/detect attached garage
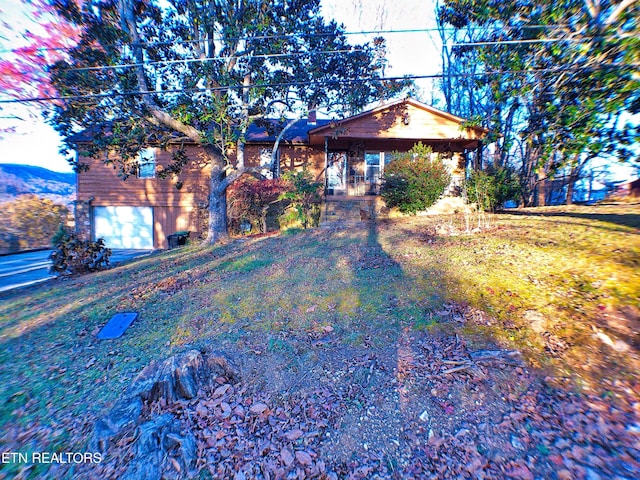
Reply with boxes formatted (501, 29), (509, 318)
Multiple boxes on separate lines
(93, 206), (154, 249)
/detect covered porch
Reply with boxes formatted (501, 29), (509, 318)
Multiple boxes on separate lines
(318, 138), (480, 197)
(307, 98), (487, 198)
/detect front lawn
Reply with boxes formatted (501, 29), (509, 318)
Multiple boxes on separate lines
(1, 203), (638, 478)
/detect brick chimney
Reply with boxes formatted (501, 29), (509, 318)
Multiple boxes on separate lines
(307, 106), (317, 126)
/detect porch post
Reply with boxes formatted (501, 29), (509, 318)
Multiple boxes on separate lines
(475, 141), (483, 170)
(324, 136), (329, 195)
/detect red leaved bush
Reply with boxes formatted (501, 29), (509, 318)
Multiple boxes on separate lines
(227, 176), (290, 234)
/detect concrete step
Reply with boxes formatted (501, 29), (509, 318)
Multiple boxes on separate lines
(322, 197), (387, 223)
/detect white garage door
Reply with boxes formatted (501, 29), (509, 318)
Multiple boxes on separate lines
(93, 206), (154, 249)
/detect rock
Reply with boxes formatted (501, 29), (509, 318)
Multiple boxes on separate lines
(92, 396), (143, 451)
(129, 350), (236, 403)
(121, 414), (197, 480)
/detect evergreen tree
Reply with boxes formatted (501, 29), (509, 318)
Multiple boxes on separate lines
(44, 0), (408, 242)
(438, 0), (639, 205)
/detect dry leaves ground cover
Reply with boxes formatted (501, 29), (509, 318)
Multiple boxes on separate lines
(0, 204), (638, 479)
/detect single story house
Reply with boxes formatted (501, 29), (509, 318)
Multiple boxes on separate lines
(74, 97), (487, 249)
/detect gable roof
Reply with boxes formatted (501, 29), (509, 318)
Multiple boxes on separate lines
(308, 97), (488, 138)
(70, 98), (487, 148)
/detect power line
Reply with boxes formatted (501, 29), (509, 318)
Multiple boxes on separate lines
(1, 63), (636, 105)
(10, 34), (631, 77)
(449, 34), (636, 48)
(54, 48), (371, 74)
(0, 24), (626, 56)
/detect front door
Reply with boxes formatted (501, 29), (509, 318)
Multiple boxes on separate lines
(327, 151), (348, 195)
(365, 152), (381, 194)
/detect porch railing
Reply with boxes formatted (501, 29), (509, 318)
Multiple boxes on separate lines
(346, 175), (380, 196)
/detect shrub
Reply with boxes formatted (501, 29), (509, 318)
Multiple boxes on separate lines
(50, 232), (111, 275)
(380, 143), (451, 214)
(1, 195), (70, 250)
(280, 169), (323, 229)
(227, 176), (289, 234)
(465, 164), (521, 212)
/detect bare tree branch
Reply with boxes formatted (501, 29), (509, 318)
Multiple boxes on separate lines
(604, 0), (638, 26)
(584, 0), (601, 21)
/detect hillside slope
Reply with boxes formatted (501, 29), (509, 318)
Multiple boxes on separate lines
(0, 205), (638, 478)
(0, 163), (75, 204)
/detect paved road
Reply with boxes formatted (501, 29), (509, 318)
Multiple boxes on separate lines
(0, 249), (153, 294)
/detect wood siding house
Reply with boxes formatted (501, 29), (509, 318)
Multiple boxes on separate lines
(74, 98), (486, 249)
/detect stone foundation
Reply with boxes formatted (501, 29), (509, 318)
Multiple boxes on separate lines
(74, 200), (92, 241)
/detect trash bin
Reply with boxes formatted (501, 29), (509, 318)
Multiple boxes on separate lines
(167, 231), (190, 249)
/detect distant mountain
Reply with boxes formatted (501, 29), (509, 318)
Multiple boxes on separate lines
(0, 164), (75, 205)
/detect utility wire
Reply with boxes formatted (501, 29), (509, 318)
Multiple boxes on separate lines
(450, 34), (637, 48)
(11, 34), (632, 76)
(0, 25), (628, 56)
(1, 63), (637, 105)
(53, 48), (371, 73)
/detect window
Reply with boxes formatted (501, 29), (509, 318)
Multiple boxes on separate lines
(259, 147), (278, 179)
(365, 152), (381, 184)
(138, 148), (156, 178)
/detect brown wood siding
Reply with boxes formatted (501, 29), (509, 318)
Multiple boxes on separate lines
(280, 145), (325, 182)
(154, 206), (203, 249)
(77, 146), (210, 206)
(243, 144), (325, 183)
(78, 145), (210, 247)
(315, 103), (482, 141)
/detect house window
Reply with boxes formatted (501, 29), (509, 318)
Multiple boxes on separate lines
(365, 152), (382, 184)
(383, 151), (401, 165)
(259, 147), (278, 179)
(138, 148), (156, 178)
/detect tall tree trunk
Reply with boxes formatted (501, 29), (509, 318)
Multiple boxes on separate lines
(207, 165), (229, 244)
(536, 170), (547, 207)
(566, 171), (578, 205)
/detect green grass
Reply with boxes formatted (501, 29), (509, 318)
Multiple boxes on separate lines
(0, 203), (638, 464)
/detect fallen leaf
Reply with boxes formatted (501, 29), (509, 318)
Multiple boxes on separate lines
(213, 384), (232, 398)
(280, 448), (294, 466)
(195, 402), (208, 417)
(557, 470), (572, 480)
(284, 429), (304, 441)
(295, 450), (313, 466)
(169, 457), (181, 473)
(250, 402), (268, 414)
(505, 465), (533, 480)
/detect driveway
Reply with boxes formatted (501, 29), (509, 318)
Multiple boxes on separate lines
(0, 249), (153, 293)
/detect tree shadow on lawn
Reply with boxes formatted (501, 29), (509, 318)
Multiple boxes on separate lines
(2, 218), (639, 479)
(500, 209), (640, 232)
(0, 242), (257, 448)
